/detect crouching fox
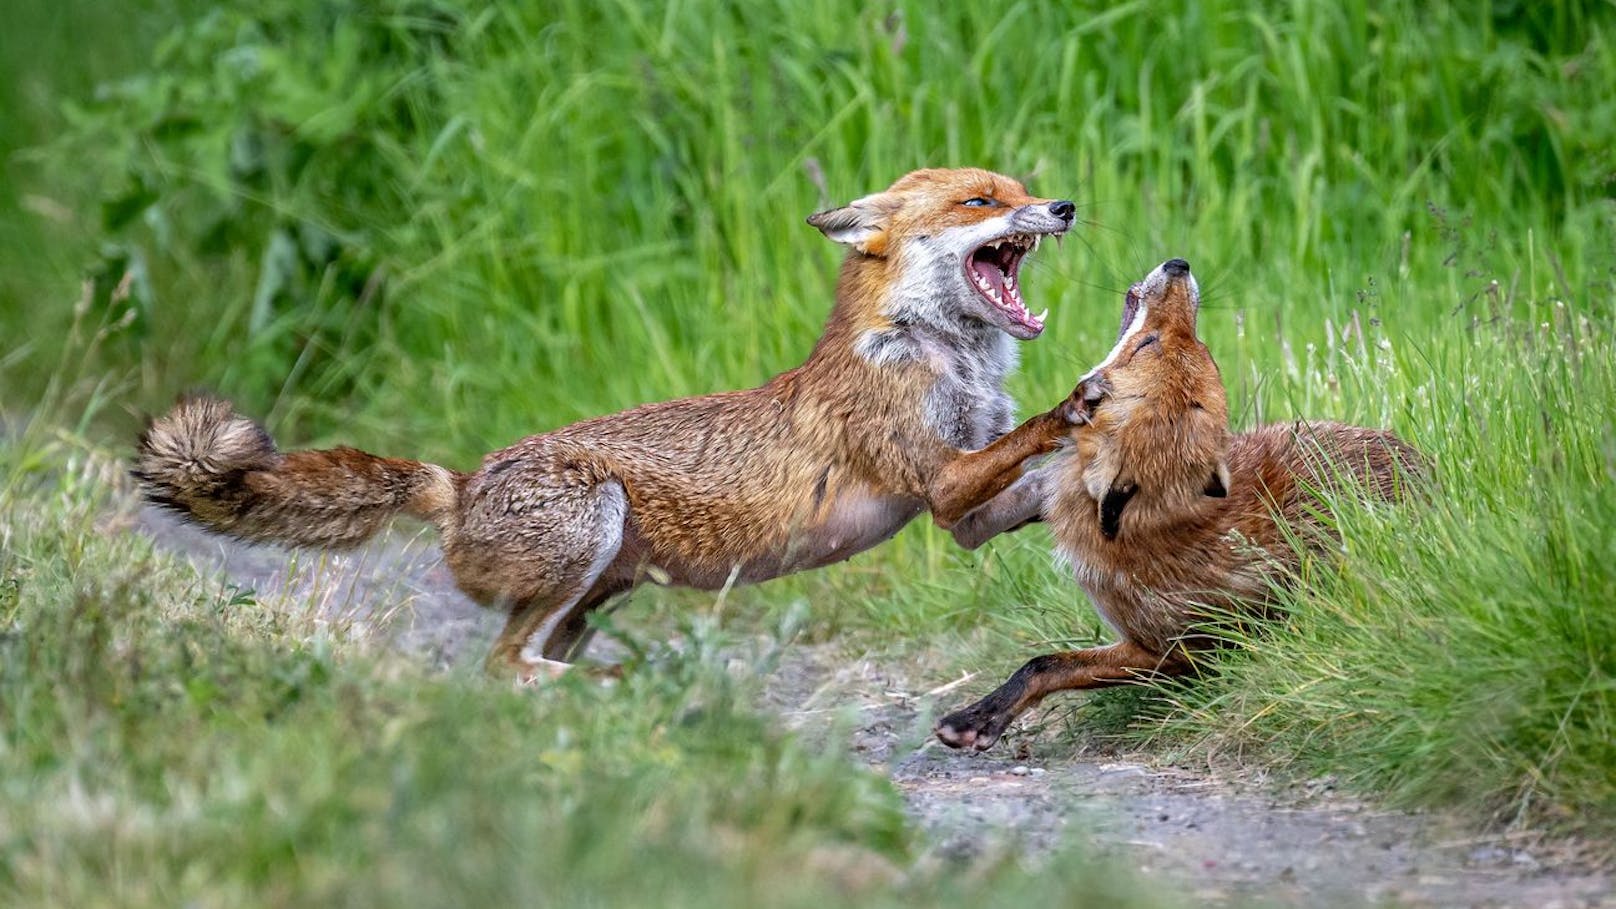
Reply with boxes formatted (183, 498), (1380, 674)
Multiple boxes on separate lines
(935, 258), (1424, 751)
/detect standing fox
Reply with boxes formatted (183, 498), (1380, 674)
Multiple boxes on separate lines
(933, 258), (1424, 751)
(135, 167), (1079, 680)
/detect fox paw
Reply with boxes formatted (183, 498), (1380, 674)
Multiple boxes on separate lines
(1061, 375), (1111, 425)
(934, 702), (1014, 752)
(512, 659), (624, 687)
(513, 657), (571, 686)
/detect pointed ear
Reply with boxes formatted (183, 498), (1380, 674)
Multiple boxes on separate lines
(806, 192), (900, 255)
(1204, 459), (1231, 498)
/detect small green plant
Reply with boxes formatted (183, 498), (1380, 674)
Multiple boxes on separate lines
(43, 0), (468, 415)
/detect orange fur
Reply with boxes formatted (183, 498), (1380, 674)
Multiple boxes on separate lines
(936, 259), (1424, 751)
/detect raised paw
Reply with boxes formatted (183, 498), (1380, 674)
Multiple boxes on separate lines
(933, 700), (1015, 752)
(1060, 375), (1111, 425)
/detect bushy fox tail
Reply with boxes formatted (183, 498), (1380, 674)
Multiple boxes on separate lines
(133, 396), (463, 549)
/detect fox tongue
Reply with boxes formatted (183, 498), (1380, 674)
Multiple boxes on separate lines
(970, 259), (1009, 299)
(968, 242), (1044, 334)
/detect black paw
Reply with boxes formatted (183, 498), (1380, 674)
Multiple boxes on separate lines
(934, 701), (1013, 752)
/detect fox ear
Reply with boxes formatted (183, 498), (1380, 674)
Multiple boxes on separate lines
(806, 192), (900, 255)
(1204, 460), (1231, 498)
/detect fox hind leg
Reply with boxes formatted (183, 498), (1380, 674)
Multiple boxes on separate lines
(499, 581), (627, 684)
(543, 577), (632, 665)
(458, 478), (628, 681)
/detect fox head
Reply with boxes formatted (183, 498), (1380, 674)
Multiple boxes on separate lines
(1066, 258), (1231, 539)
(807, 168), (1074, 342)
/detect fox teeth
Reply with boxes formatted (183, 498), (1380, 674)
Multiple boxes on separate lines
(1034, 308), (1048, 323)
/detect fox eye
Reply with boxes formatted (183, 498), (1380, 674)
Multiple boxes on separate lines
(961, 197), (995, 207)
(1133, 333), (1161, 354)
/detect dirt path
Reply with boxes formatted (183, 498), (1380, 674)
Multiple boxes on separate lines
(136, 510), (1613, 908)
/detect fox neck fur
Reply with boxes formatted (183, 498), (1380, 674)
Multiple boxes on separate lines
(817, 250), (1019, 450)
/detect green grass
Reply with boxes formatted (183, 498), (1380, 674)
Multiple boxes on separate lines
(1, 0), (1614, 898)
(10, 1), (1612, 453)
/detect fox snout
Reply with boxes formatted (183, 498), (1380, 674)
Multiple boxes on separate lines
(1011, 199), (1077, 235)
(1143, 257), (1199, 308)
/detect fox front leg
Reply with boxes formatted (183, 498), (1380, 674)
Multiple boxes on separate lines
(949, 467), (1049, 551)
(934, 640), (1186, 751)
(926, 409), (1067, 527)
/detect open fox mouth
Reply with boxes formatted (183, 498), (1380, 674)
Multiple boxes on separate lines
(966, 233), (1048, 336)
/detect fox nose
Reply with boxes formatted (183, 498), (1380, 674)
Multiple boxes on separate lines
(1163, 258), (1191, 276)
(1049, 200), (1076, 223)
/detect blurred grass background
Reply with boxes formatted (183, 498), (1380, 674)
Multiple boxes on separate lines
(2, 0), (1614, 901)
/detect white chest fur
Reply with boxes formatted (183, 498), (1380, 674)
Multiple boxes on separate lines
(854, 323), (1017, 450)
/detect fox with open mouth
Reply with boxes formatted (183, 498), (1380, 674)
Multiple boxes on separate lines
(134, 167), (1078, 681)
